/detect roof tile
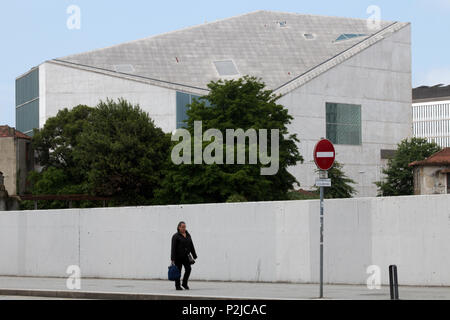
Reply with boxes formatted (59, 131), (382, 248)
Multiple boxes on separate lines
(409, 148), (450, 167)
(0, 125), (32, 140)
(54, 10), (396, 92)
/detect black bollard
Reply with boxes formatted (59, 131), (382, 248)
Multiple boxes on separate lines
(389, 265), (399, 300)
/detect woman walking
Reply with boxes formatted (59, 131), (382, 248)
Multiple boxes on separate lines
(171, 221), (198, 290)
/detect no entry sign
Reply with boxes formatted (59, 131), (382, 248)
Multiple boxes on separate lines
(313, 138), (336, 298)
(314, 139), (335, 171)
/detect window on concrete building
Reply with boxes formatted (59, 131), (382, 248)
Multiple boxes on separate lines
(16, 100), (39, 136)
(326, 102), (362, 145)
(176, 92), (206, 129)
(16, 68), (39, 136)
(334, 34), (367, 42)
(213, 60), (239, 77)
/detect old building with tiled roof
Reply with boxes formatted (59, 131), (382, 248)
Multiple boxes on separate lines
(0, 125), (34, 195)
(409, 148), (450, 195)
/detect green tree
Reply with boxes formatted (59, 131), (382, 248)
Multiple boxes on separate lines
(24, 105), (93, 209)
(315, 161), (356, 199)
(375, 137), (441, 196)
(156, 76), (303, 204)
(21, 168), (91, 210)
(31, 105), (93, 189)
(27, 99), (170, 208)
(74, 99), (170, 206)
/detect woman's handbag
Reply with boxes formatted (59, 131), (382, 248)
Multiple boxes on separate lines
(187, 253), (196, 265)
(168, 263), (181, 281)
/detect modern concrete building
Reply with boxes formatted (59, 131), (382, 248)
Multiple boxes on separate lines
(412, 84), (450, 148)
(0, 125), (34, 196)
(410, 148), (450, 195)
(15, 10), (412, 196)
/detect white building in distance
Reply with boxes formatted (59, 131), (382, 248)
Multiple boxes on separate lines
(412, 84), (450, 148)
(15, 10), (412, 197)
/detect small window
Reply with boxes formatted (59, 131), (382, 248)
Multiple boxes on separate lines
(335, 34), (367, 42)
(381, 149), (396, 160)
(176, 92), (203, 129)
(326, 103), (362, 145)
(213, 60), (239, 77)
(303, 33), (315, 40)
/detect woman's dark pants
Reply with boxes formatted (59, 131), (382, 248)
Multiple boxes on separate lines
(175, 258), (191, 288)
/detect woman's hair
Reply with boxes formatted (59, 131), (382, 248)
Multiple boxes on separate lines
(177, 221), (186, 232)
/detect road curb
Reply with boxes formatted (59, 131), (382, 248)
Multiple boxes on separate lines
(0, 288), (252, 300)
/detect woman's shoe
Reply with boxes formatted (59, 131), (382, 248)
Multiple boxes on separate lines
(176, 286), (183, 290)
(182, 284), (190, 290)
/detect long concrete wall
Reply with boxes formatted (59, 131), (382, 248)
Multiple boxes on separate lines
(0, 195), (449, 286)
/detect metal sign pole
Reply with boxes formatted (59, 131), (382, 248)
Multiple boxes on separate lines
(319, 184), (324, 299)
(318, 169), (328, 299)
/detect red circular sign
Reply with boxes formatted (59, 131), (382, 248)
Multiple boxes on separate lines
(314, 139), (336, 171)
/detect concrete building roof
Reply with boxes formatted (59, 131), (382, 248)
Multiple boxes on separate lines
(0, 125), (31, 140)
(413, 84), (450, 103)
(409, 148), (450, 167)
(49, 10), (409, 95)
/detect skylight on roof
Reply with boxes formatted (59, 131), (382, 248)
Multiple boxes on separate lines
(214, 60), (239, 76)
(335, 34), (367, 42)
(113, 64), (135, 73)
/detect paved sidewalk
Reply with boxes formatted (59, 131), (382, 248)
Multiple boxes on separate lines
(0, 277), (449, 300)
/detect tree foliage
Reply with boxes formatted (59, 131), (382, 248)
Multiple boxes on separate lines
(28, 99), (169, 207)
(375, 137), (441, 196)
(27, 78), (305, 208)
(32, 105), (93, 190)
(315, 161), (356, 199)
(74, 99), (170, 205)
(156, 76), (303, 204)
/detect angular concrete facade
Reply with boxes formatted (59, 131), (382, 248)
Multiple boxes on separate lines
(16, 11), (413, 197)
(38, 62), (177, 133)
(280, 25), (412, 196)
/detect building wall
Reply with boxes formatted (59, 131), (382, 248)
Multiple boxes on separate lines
(412, 100), (450, 148)
(39, 62), (177, 133)
(279, 25), (412, 197)
(0, 137), (17, 195)
(0, 137), (32, 196)
(413, 166), (449, 195)
(0, 194), (449, 286)
(16, 138), (33, 195)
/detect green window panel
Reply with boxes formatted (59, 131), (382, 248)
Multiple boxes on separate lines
(326, 102), (362, 146)
(16, 68), (39, 106)
(176, 91), (204, 129)
(16, 100), (39, 136)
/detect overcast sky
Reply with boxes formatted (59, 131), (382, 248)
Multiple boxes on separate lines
(1, 0), (449, 127)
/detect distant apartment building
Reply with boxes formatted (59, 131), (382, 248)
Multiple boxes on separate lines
(0, 125), (34, 195)
(15, 11), (412, 196)
(412, 84), (450, 147)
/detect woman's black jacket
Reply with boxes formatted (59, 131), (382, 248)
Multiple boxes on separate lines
(171, 231), (198, 261)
